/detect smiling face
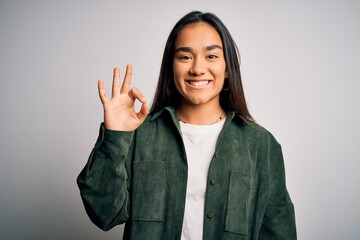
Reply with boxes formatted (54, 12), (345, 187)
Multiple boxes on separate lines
(173, 22), (227, 109)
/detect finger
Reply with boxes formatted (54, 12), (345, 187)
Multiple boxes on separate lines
(98, 80), (108, 104)
(128, 87), (146, 103)
(120, 64), (132, 94)
(136, 101), (149, 122)
(112, 67), (121, 97)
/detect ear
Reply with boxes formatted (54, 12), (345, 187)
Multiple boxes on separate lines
(225, 70), (228, 78)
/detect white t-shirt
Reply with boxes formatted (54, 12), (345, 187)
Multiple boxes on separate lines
(180, 118), (225, 240)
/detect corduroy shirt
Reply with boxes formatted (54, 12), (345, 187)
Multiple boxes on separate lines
(77, 107), (296, 240)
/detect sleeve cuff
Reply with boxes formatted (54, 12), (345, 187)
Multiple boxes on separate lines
(94, 123), (135, 158)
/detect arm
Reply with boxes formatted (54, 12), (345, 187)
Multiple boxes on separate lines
(77, 125), (134, 230)
(259, 144), (297, 239)
(77, 65), (149, 230)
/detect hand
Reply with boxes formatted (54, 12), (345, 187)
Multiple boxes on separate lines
(98, 64), (149, 131)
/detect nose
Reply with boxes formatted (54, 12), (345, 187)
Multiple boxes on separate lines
(189, 57), (205, 75)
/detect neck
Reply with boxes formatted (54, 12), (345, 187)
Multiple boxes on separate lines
(176, 103), (225, 125)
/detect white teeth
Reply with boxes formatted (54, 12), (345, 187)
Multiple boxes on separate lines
(188, 80), (210, 86)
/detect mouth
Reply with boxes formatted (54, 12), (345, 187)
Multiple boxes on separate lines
(186, 80), (211, 87)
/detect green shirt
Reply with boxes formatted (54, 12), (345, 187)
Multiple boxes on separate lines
(77, 107), (296, 240)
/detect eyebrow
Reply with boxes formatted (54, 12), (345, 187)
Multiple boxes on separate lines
(175, 44), (223, 53)
(206, 44), (223, 51)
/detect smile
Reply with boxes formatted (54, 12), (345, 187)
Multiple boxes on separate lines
(186, 80), (210, 86)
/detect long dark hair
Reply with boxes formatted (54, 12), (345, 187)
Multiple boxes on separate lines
(150, 11), (255, 123)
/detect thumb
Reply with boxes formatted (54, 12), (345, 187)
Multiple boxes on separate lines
(136, 101), (149, 122)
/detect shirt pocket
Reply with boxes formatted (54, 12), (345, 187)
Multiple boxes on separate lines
(225, 171), (252, 235)
(131, 160), (166, 221)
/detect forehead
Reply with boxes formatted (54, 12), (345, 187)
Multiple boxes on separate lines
(175, 22), (223, 48)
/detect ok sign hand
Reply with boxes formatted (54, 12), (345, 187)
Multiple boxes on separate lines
(98, 64), (149, 131)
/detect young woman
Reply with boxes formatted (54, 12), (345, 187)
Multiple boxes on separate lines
(77, 11), (296, 240)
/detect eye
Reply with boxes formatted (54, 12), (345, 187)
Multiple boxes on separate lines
(177, 55), (191, 62)
(208, 55), (218, 59)
(179, 56), (190, 60)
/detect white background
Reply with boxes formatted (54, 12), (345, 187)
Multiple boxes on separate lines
(0, 0), (359, 239)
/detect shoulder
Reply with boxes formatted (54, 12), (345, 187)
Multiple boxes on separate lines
(233, 113), (279, 140)
(229, 114), (281, 151)
(247, 123), (279, 145)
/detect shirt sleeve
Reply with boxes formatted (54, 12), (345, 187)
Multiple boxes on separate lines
(76, 123), (135, 231)
(258, 144), (297, 239)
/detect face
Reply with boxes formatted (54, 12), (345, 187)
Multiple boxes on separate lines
(173, 22), (227, 108)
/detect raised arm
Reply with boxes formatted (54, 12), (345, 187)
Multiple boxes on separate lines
(77, 65), (146, 230)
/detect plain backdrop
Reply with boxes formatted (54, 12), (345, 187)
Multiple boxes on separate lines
(1, 0), (359, 239)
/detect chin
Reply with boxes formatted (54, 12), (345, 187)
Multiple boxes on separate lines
(186, 97), (213, 106)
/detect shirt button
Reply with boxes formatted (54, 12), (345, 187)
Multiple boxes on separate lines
(210, 179), (216, 185)
(207, 212), (214, 219)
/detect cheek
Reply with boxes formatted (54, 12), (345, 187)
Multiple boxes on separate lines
(173, 63), (187, 84)
(173, 62), (179, 76)
(172, 67), (182, 92)
(212, 60), (226, 75)
(173, 62), (186, 75)
(215, 65), (227, 80)
(172, 68), (180, 86)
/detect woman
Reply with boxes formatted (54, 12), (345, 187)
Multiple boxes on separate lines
(77, 11), (296, 240)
